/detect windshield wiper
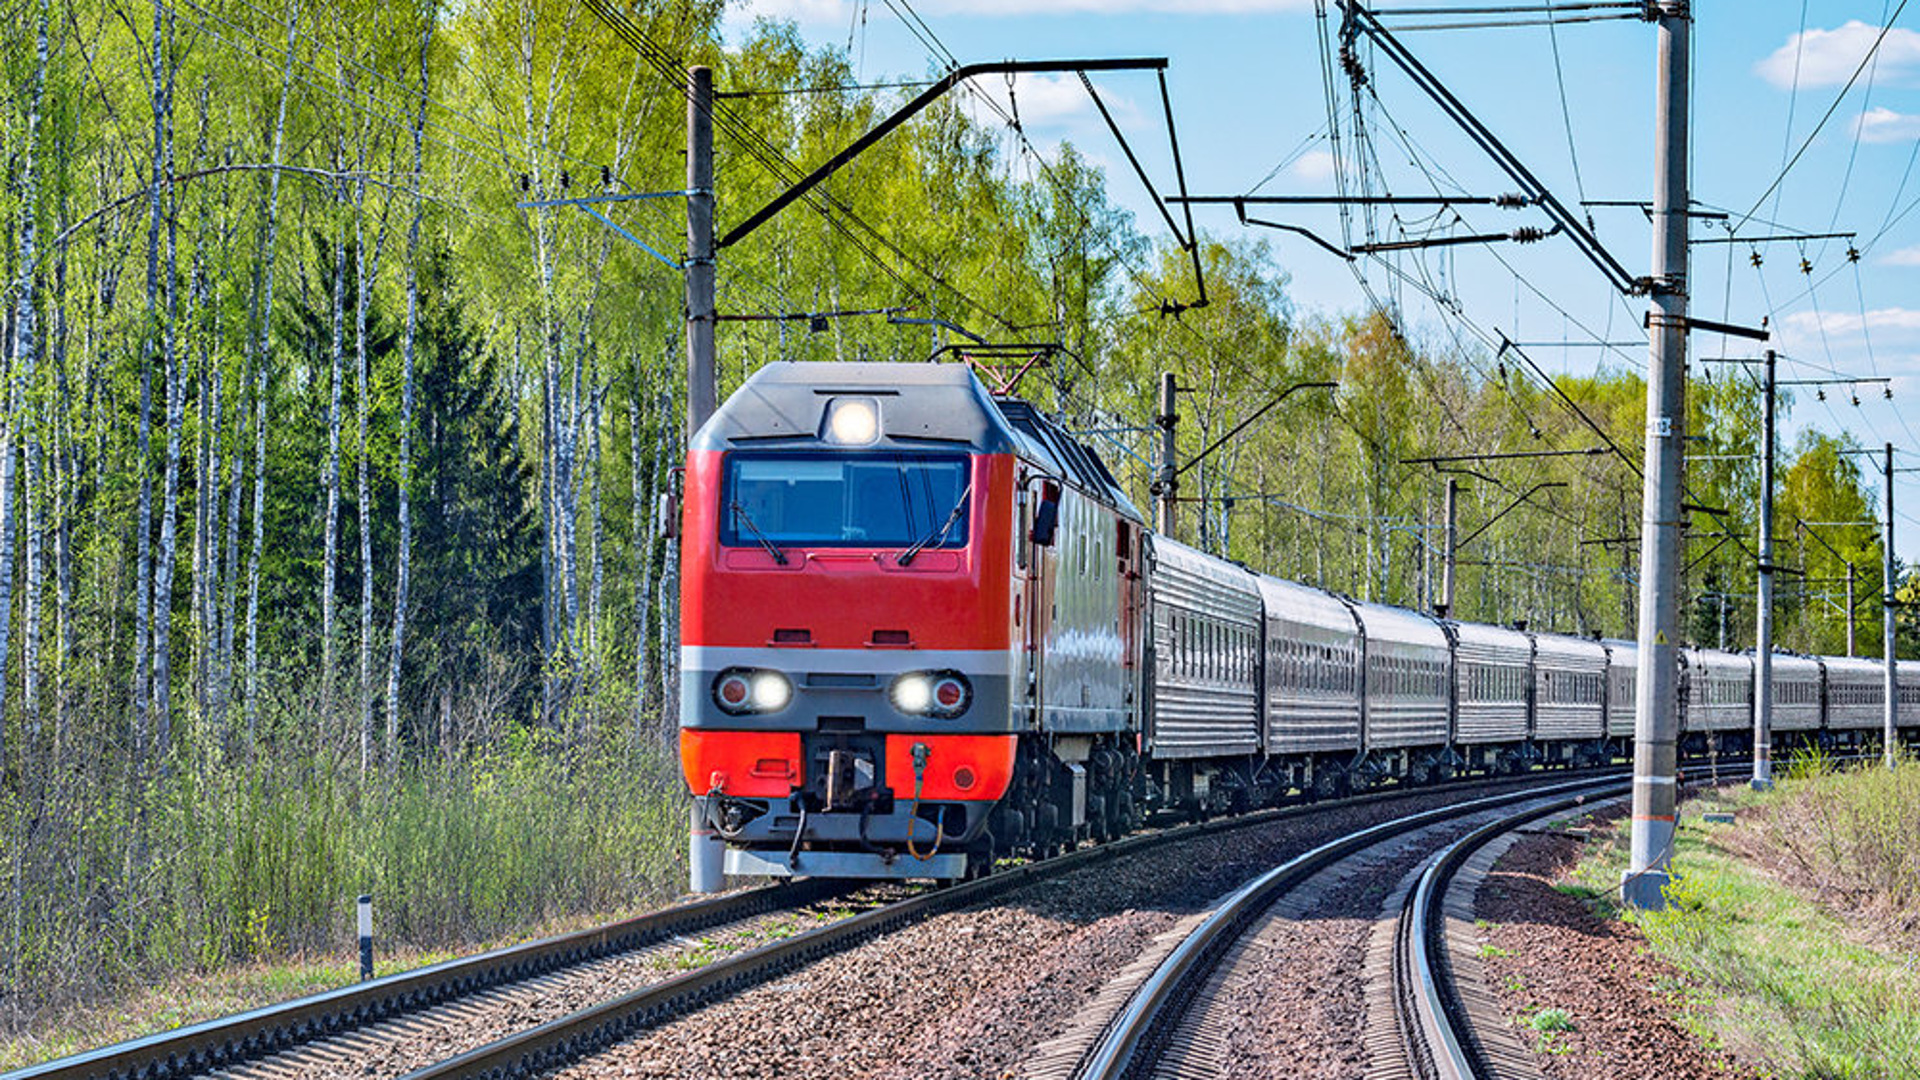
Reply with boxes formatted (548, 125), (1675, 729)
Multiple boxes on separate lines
(898, 481), (971, 566)
(730, 502), (790, 565)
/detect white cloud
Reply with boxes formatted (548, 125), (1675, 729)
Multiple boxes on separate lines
(1781, 308), (1920, 336)
(1289, 149), (1336, 184)
(1853, 106), (1920, 143)
(964, 72), (1141, 130)
(1879, 245), (1920, 266)
(1755, 22), (1920, 89)
(731, 0), (849, 28)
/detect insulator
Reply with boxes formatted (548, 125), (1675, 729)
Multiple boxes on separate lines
(1886, 386), (1894, 399)
(559, 170), (570, 190)
(1512, 226), (1549, 244)
(1494, 193), (1530, 209)
(601, 164), (613, 188)
(1749, 249), (1763, 268)
(1799, 257), (1813, 275)
(518, 173), (530, 193)
(1852, 393), (1861, 407)
(1817, 388), (1826, 401)
(1496, 362), (1507, 381)
(1848, 246), (1862, 263)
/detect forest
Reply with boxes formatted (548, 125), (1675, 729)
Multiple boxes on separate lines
(0, 0), (1903, 1025)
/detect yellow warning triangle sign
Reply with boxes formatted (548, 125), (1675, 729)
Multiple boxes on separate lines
(1655, 630), (1668, 645)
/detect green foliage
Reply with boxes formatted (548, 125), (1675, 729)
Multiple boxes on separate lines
(1573, 784), (1920, 1079)
(0, 724), (685, 1035)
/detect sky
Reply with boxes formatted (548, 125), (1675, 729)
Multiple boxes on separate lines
(719, 0), (1920, 565)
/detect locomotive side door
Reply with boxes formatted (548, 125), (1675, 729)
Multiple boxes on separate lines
(1017, 473), (1060, 728)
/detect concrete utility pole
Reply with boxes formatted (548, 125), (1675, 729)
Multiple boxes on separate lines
(686, 65), (717, 435)
(1157, 372), (1179, 540)
(686, 64), (724, 894)
(1439, 477), (1458, 619)
(1625, 0), (1689, 911)
(1848, 561), (1857, 657)
(1752, 349), (1775, 790)
(1885, 442), (1898, 770)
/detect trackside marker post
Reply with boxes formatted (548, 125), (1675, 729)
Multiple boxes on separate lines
(357, 894), (373, 981)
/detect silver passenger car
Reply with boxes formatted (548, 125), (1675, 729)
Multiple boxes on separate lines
(1531, 632), (1608, 743)
(1144, 536), (1263, 759)
(1824, 655), (1887, 731)
(1256, 575), (1364, 755)
(1767, 652), (1823, 733)
(1680, 649), (1753, 733)
(1602, 638), (1639, 740)
(1451, 622), (1533, 745)
(1898, 662), (1920, 729)
(1349, 601), (1451, 750)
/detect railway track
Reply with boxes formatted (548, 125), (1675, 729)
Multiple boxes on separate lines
(5, 878), (870, 1080)
(13, 768), (1630, 1080)
(1045, 773), (1631, 1080)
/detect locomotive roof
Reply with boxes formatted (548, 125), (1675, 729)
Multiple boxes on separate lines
(693, 362), (1144, 517)
(993, 397), (1142, 519)
(692, 361), (1021, 454)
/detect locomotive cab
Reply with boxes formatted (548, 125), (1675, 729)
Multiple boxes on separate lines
(679, 363), (1029, 880)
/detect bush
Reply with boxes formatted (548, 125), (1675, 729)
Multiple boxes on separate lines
(0, 723), (687, 1028)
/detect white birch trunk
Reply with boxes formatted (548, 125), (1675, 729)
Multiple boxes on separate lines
(656, 397), (679, 738)
(244, 3), (301, 753)
(321, 171), (345, 734)
(353, 179), (373, 773)
(641, 367), (656, 730)
(387, 10), (434, 766)
(151, 229), (184, 761)
(131, 0), (168, 762)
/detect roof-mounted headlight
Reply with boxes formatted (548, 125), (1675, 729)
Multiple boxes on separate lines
(823, 397), (880, 446)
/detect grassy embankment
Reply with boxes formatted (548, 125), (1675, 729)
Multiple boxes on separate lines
(1565, 753), (1920, 1079)
(0, 730), (690, 1069)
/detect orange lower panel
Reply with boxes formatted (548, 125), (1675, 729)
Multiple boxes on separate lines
(883, 734), (1018, 802)
(680, 729), (803, 797)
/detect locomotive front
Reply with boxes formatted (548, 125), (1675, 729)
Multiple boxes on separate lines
(679, 362), (1021, 881)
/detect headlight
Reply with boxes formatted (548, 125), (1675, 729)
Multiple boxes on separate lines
(890, 670), (971, 718)
(823, 397), (880, 445)
(712, 667), (792, 715)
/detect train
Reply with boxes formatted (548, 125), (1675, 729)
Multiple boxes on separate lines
(676, 361), (1920, 882)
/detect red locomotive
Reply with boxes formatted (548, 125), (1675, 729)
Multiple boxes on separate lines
(679, 361), (1143, 881)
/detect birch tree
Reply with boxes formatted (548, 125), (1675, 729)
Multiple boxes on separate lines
(245, 3), (302, 752)
(389, 5), (435, 764)
(0, 0), (52, 760)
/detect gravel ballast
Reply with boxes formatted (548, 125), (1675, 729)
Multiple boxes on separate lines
(1473, 827), (1763, 1080)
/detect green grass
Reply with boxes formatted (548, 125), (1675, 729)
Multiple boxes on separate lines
(1567, 769), (1920, 1079)
(0, 727), (690, 1067)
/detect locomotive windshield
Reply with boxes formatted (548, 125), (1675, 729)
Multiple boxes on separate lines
(722, 451), (971, 549)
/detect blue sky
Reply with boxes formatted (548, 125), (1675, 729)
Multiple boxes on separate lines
(723, 1), (1920, 562)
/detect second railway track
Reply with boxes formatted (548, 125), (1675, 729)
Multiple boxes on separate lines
(1045, 773), (1632, 1080)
